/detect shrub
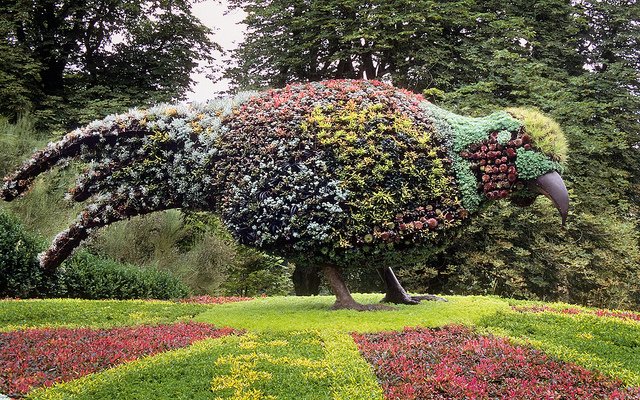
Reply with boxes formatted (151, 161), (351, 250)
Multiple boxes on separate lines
(0, 209), (191, 300)
(87, 210), (190, 268)
(0, 209), (56, 298)
(222, 250), (294, 297)
(0, 115), (44, 178)
(398, 201), (640, 310)
(175, 229), (237, 295)
(61, 252), (191, 300)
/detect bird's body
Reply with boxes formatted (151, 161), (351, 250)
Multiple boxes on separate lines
(217, 80), (467, 267)
(1, 79), (569, 309)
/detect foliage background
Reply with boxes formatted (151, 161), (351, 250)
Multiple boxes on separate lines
(224, 0), (640, 309)
(0, 0), (638, 307)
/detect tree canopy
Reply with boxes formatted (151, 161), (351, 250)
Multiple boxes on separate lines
(0, 0), (219, 127)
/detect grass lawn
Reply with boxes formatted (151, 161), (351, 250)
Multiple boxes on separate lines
(1, 295), (639, 399)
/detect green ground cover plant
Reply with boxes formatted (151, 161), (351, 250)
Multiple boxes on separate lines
(192, 294), (511, 333)
(481, 309), (640, 386)
(27, 330), (382, 400)
(1, 295), (639, 398)
(0, 299), (210, 331)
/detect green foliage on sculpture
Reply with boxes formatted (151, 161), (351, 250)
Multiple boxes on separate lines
(506, 108), (568, 163)
(1, 80), (568, 271)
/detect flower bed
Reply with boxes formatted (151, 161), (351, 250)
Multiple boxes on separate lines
(513, 305), (640, 322)
(0, 322), (237, 397)
(177, 295), (254, 305)
(353, 325), (640, 399)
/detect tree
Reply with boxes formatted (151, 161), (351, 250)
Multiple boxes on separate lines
(0, 0), (219, 126)
(420, 0), (640, 308)
(225, 0), (589, 92)
(225, 0), (487, 91)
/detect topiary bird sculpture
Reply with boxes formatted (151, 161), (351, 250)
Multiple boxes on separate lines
(1, 80), (569, 310)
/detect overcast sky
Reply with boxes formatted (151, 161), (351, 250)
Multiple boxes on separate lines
(187, 1), (247, 102)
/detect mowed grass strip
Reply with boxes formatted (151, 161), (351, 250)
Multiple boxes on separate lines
(0, 299), (209, 331)
(481, 310), (640, 386)
(27, 330), (383, 400)
(194, 294), (512, 333)
(0, 295), (511, 333)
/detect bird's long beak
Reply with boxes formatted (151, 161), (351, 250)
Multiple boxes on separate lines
(529, 171), (569, 226)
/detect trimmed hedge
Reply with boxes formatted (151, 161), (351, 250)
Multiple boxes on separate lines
(61, 252), (191, 300)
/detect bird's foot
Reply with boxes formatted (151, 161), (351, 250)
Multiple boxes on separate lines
(381, 293), (448, 305)
(411, 294), (448, 302)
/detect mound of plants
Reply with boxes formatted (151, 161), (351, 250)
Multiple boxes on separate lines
(0, 322), (238, 397)
(0, 207), (191, 300)
(512, 304), (640, 322)
(212, 81), (565, 274)
(4, 80), (569, 275)
(0, 209), (55, 298)
(353, 325), (640, 399)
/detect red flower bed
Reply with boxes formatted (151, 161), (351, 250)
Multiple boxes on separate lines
(353, 325), (640, 400)
(177, 295), (253, 304)
(0, 322), (237, 397)
(513, 305), (640, 322)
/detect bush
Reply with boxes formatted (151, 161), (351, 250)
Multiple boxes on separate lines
(61, 252), (191, 300)
(1, 115), (82, 239)
(0, 209), (190, 300)
(89, 211), (237, 295)
(0, 209), (56, 298)
(87, 210), (190, 268)
(89, 210), (297, 297)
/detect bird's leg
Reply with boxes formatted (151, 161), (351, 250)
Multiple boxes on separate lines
(378, 267), (419, 305)
(322, 265), (394, 311)
(378, 267), (447, 304)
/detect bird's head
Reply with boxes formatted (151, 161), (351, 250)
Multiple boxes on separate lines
(458, 107), (569, 225)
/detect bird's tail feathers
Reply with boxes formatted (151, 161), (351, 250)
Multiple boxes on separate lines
(1, 102), (231, 270)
